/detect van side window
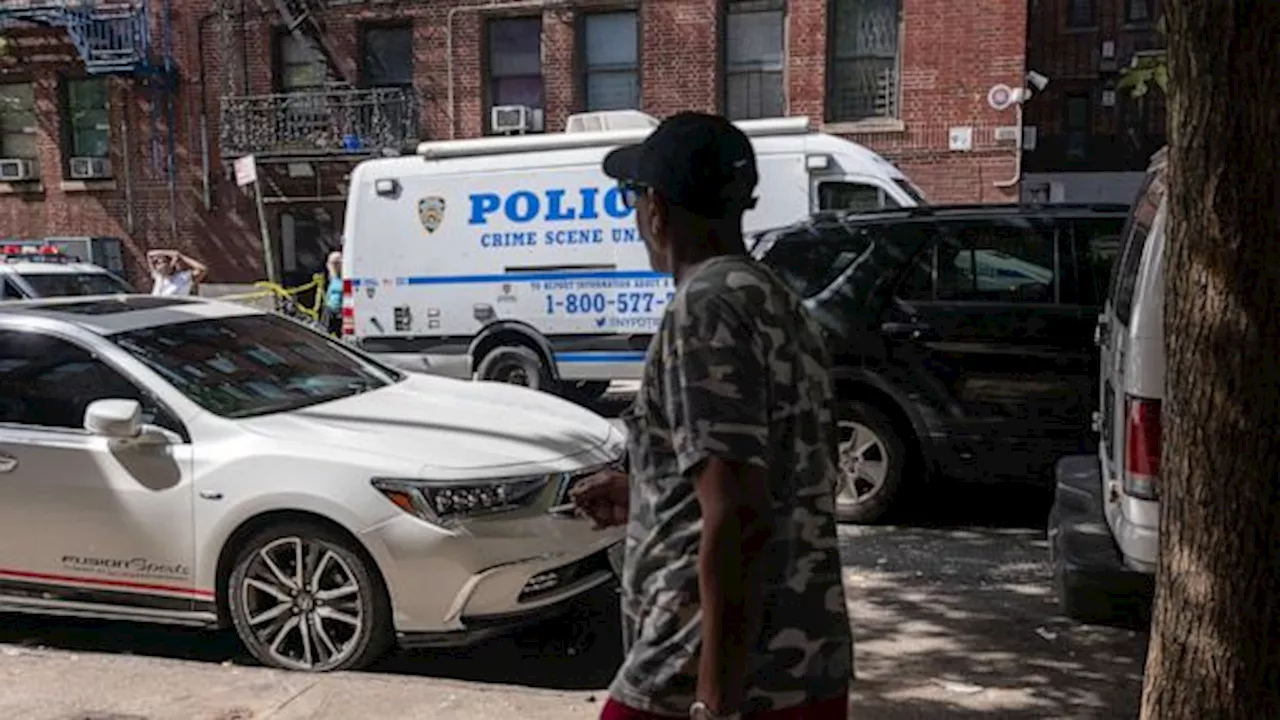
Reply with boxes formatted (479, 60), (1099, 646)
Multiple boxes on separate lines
(758, 224), (875, 298)
(819, 182), (901, 213)
(899, 220), (1058, 304)
(1110, 171), (1165, 322)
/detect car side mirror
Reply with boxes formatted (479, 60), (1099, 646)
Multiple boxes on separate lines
(84, 399), (142, 439)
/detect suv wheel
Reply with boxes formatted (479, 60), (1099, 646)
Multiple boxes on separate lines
(835, 402), (907, 524)
(227, 522), (393, 672)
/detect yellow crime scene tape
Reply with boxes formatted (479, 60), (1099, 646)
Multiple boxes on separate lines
(219, 273), (326, 322)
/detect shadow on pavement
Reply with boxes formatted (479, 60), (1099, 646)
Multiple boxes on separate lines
(840, 524), (1148, 719)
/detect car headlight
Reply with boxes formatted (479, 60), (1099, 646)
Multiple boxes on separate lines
(371, 475), (551, 525)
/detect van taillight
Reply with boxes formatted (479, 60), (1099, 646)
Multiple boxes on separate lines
(1123, 395), (1161, 500)
(340, 279), (355, 337)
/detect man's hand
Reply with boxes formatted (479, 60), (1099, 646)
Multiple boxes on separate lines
(568, 468), (629, 529)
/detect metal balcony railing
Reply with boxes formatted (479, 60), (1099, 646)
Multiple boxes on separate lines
(219, 86), (420, 158)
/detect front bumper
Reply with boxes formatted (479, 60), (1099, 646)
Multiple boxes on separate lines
(363, 508), (623, 640)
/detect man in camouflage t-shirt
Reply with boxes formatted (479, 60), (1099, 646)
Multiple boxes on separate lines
(571, 112), (853, 720)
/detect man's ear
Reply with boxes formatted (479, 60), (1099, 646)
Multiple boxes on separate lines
(648, 192), (668, 239)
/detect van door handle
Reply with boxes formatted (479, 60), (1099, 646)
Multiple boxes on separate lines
(0, 454), (16, 473)
(880, 321), (932, 339)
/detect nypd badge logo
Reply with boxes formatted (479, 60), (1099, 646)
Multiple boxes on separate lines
(418, 196), (446, 234)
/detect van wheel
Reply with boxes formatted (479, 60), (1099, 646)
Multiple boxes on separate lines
(562, 381), (611, 404)
(835, 402), (907, 524)
(475, 344), (554, 392)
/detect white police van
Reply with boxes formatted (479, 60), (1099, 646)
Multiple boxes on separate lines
(340, 110), (926, 399)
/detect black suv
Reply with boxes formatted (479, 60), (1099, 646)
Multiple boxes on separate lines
(753, 204), (1128, 523)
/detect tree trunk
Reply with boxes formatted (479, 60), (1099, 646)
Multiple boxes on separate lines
(1139, 2), (1280, 718)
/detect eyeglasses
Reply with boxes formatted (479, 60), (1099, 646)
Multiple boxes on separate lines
(618, 181), (652, 210)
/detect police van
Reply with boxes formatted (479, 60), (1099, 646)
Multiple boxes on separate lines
(340, 109), (926, 399)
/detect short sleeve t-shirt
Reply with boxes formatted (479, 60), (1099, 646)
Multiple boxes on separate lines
(151, 270), (194, 297)
(611, 254), (853, 716)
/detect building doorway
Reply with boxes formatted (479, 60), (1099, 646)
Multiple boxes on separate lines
(279, 207), (339, 305)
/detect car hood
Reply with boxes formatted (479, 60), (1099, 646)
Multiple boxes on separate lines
(237, 374), (620, 474)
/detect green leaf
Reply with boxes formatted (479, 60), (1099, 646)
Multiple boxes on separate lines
(1153, 63), (1169, 91)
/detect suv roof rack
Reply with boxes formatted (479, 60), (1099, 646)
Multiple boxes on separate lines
(809, 202), (1131, 223)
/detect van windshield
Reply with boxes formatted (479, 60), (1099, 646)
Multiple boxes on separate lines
(894, 178), (929, 205)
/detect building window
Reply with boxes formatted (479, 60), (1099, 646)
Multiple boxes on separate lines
(488, 17), (543, 111)
(1065, 92), (1090, 161)
(1066, 0), (1096, 27)
(724, 0), (786, 121)
(1125, 0), (1154, 23)
(827, 0), (900, 122)
(65, 77), (110, 159)
(360, 24), (414, 88)
(0, 82), (36, 159)
(582, 12), (639, 112)
(278, 32), (327, 92)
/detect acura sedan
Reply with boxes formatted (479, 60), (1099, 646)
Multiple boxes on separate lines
(0, 296), (624, 672)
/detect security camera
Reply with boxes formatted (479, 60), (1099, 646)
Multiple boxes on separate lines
(1026, 70), (1050, 91)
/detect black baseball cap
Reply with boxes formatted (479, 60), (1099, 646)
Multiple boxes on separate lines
(602, 111), (759, 219)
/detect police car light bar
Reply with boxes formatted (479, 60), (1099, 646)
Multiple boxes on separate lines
(416, 116), (813, 161)
(2, 244), (73, 263)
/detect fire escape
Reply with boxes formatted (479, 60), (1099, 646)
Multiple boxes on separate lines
(216, 0), (420, 167)
(0, 0), (178, 179)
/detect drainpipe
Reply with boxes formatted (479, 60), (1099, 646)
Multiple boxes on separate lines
(197, 9), (218, 210)
(994, 89), (1029, 191)
(445, 0), (566, 139)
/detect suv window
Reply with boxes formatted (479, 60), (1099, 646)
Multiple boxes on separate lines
(818, 181), (901, 213)
(757, 224), (876, 298)
(0, 279), (22, 300)
(898, 218), (1058, 303)
(0, 330), (183, 434)
(1110, 171), (1165, 323)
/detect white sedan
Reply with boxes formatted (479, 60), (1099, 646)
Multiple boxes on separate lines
(0, 295), (625, 672)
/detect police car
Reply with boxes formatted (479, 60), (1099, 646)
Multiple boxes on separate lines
(340, 109), (927, 400)
(1, 243), (134, 300)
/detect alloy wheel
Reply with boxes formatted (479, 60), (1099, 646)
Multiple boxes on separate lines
(239, 536), (365, 671)
(837, 419), (890, 506)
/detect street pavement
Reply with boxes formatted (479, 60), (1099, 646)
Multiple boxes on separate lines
(0, 386), (1149, 719)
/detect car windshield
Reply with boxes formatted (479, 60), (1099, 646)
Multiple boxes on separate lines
(112, 314), (403, 419)
(21, 272), (133, 297)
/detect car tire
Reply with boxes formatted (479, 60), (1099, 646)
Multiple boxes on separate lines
(227, 521), (393, 672)
(561, 380), (611, 404)
(835, 402), (908, 525)
(475, 344), (554, 393)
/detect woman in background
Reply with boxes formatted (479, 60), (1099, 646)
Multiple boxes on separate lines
(322, 250), (343, 336)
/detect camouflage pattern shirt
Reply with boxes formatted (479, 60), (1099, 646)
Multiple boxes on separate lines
(611, 254), (853, 717)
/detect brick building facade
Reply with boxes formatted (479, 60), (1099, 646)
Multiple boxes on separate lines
(0, 0), (1028, 284)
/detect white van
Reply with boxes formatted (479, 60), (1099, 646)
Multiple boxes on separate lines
(1049, 147), (1166, 624)
(339, 110), (926, 398)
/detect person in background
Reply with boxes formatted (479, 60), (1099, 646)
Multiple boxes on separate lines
(147, 249), (207, 297)
(571, 112), (853, 720)
(322, 250), (343, 336)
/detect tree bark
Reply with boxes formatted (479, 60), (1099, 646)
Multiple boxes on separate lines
(1139, 1), (1280, 718)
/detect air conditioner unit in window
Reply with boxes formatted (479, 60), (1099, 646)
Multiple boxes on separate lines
(0, 158), (35, 182)
(491, 105), (544, 135)
(69, 156), (112, 180)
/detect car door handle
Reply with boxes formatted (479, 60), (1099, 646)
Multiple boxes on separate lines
(0, 454), (16, 473)
(880, 321), (932, 339)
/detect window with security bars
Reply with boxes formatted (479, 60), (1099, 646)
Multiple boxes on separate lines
(0, 82), (36, 158)
(724, 0), (786, 121)
(65, 77), (110, 159)
(827, 0), (900, 122)
(583, 12), (640, 111)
